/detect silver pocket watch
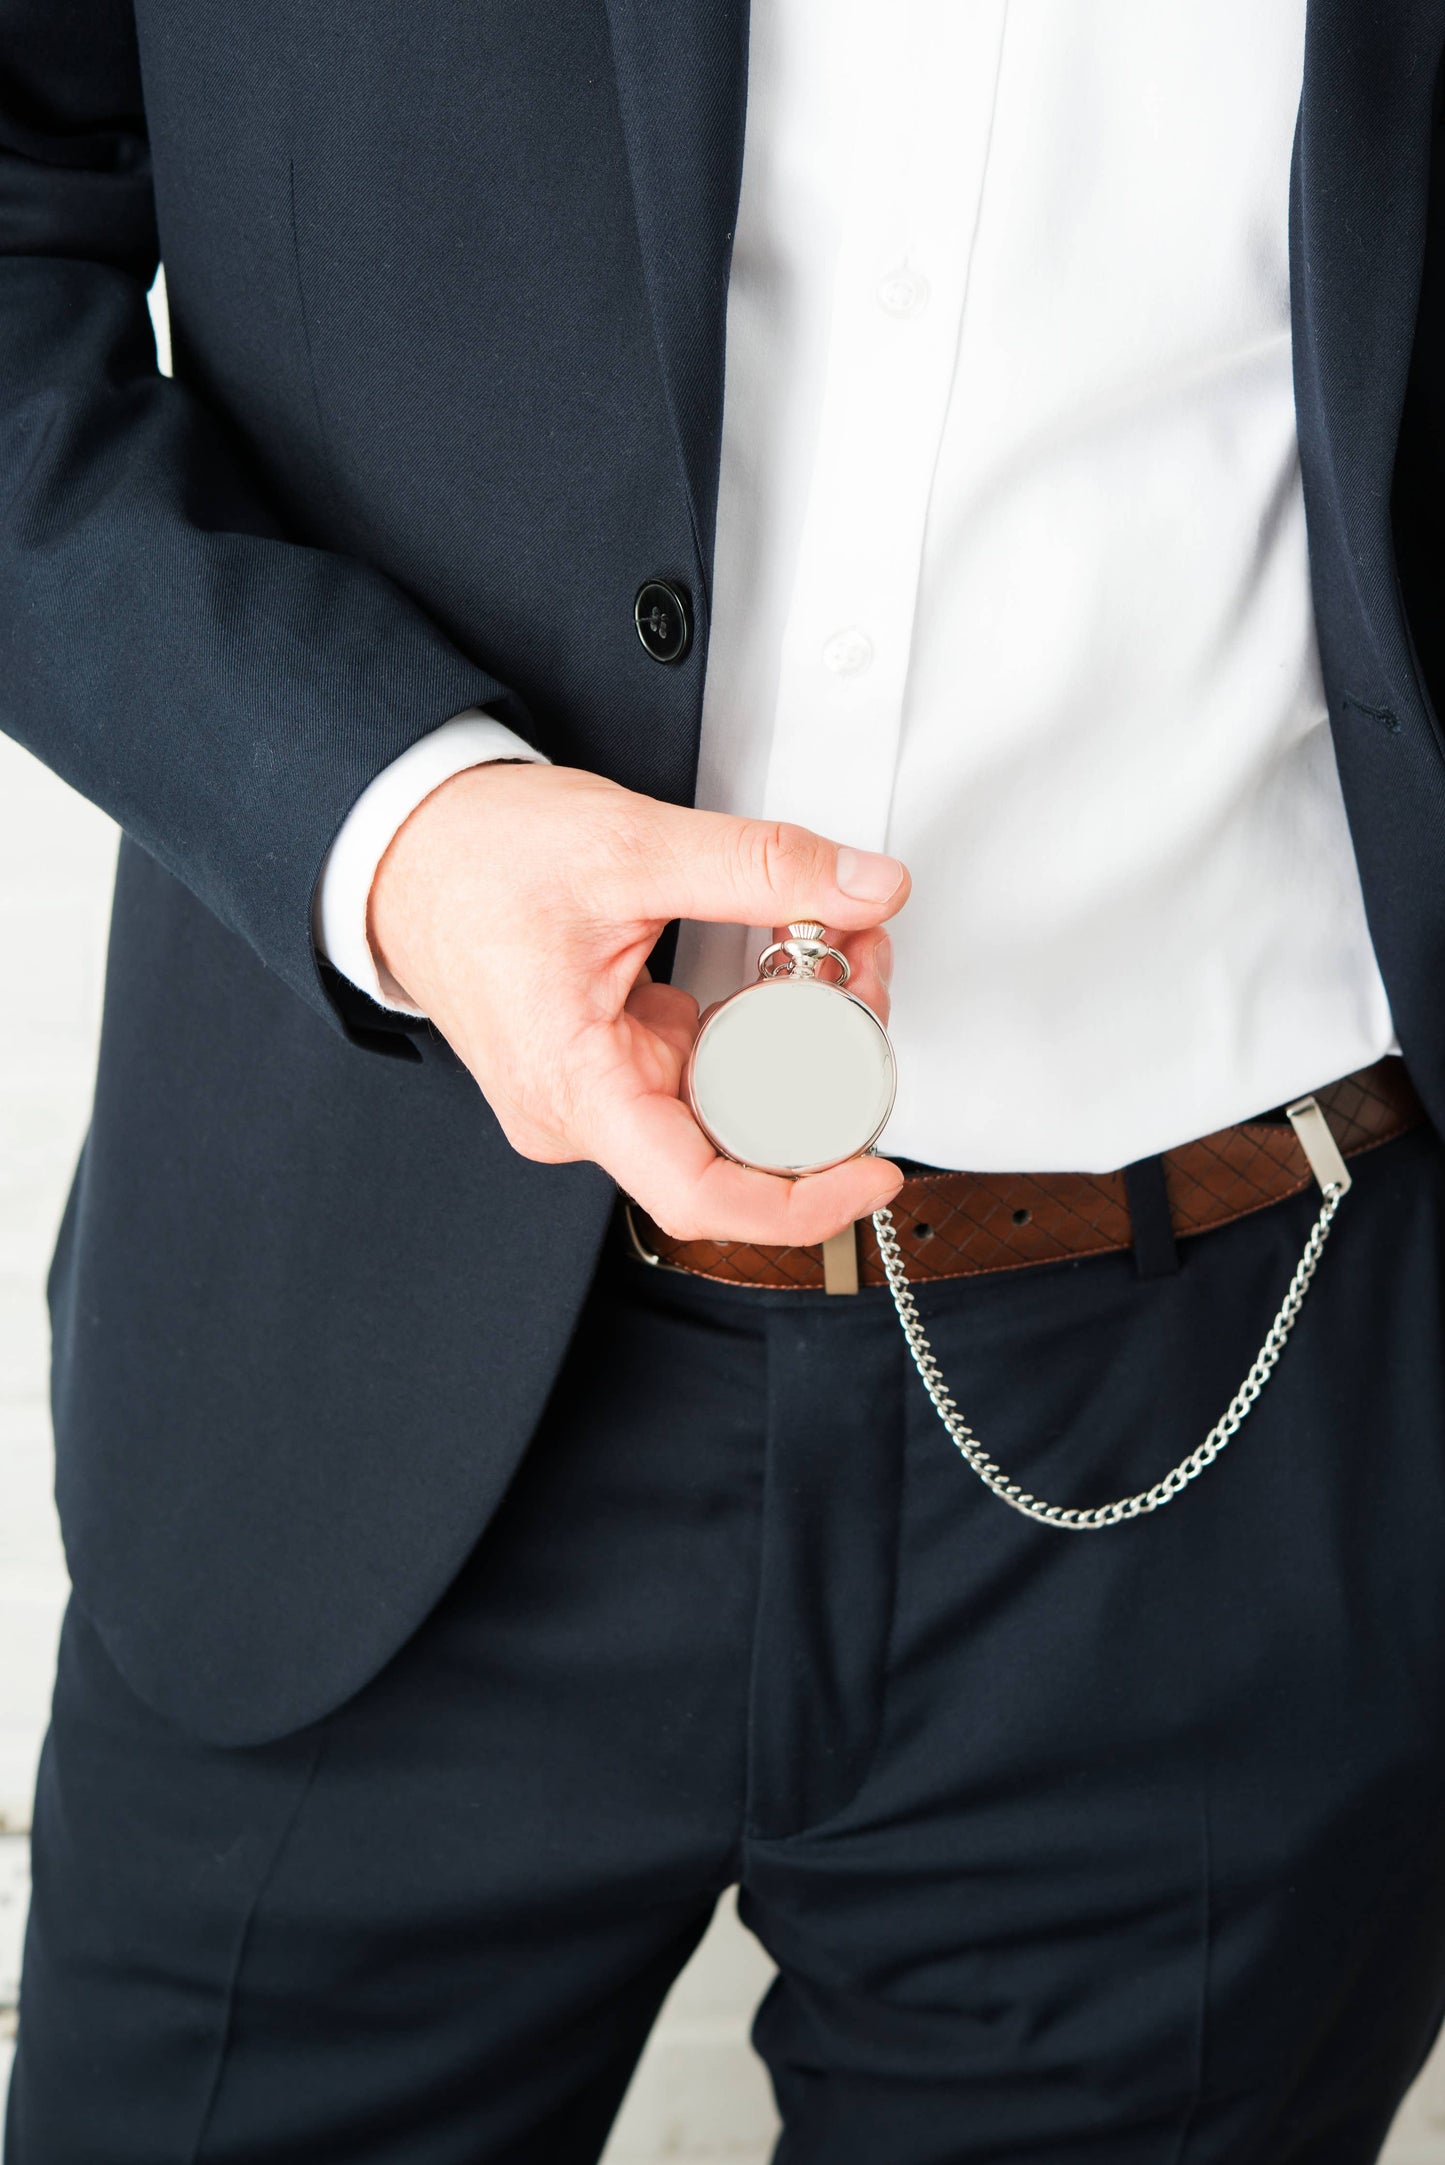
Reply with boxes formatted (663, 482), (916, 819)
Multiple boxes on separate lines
(683, 922), (897, 1176)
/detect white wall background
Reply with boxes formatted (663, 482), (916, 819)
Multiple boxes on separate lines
(1, 282), (1444, 2162)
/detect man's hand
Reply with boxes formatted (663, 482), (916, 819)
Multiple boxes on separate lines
(368, 764), (910, 1243)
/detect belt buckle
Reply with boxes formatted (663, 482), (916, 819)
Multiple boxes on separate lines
(621, 1200), (667, 1269)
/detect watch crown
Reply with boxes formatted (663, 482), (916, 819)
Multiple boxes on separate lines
(756, 923), (852, 987)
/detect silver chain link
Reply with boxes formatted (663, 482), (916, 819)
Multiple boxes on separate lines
(870, 1182), (1346, 1530)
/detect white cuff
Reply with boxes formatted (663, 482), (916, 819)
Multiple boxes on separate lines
(313, 709), (549, 1013)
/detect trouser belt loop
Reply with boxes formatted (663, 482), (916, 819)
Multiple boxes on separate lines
(1122, 1154), (1181, 1280)
(822, 1224), (861, 1295)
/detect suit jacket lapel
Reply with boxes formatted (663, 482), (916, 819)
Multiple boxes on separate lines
(601, 0), (751, 609)
(1293, 0), (1445, 700)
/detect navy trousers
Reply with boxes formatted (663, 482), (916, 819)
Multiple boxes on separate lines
(12, 1121), (1445, 2162)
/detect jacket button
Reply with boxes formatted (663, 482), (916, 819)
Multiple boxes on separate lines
(635, 578), (692, 664)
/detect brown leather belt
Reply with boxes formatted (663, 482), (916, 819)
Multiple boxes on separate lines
(626, 1057), (1424, 1293)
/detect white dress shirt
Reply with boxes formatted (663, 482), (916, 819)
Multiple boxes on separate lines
(317, 0), (1396, 1173)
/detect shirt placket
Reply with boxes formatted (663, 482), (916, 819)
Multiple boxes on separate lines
(759, 0), (1010, 854)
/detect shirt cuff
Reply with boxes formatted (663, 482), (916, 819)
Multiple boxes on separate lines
(312, 710), (549, 1013)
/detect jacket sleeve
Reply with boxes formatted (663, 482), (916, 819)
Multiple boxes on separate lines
(0, 0), (527, 1044)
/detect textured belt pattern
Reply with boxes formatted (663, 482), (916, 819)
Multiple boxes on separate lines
(628, 1058), (1424, 1291)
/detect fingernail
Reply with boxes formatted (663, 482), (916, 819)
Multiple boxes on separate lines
(877, 934), (893, 986)
(835, 846), (905, 903)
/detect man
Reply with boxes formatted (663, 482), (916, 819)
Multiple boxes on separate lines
(3, 0), (1445, 2156)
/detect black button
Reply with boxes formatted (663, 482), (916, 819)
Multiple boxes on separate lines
(634, 578), (692, 665)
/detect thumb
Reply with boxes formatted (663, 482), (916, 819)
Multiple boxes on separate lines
(640, 804), (910, 931)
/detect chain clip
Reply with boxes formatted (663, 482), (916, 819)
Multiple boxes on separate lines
(872, 1094), (1348, 1530)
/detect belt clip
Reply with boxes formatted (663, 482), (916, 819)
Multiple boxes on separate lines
(1286, 1095), (1353, 1198)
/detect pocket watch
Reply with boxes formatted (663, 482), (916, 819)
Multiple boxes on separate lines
(683, 922), (897, 1176)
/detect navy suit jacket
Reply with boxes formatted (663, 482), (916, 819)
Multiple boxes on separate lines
(1, 0), (1442, 1743)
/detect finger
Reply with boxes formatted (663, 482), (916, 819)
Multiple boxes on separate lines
(588, 1084), (903, 1245)
(483, 1090), (579, 1166)
(623, 979), (699, 1067)
(629, 801), (910, 936)
(836, 925), (892, 1025)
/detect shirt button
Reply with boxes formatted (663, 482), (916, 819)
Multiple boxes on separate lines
(877, 266), (930, 319)
(634, 578), (693, 664)
(822, 628), (874, 677)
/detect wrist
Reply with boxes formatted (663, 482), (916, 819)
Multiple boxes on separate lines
(368, 762), (531, 1007)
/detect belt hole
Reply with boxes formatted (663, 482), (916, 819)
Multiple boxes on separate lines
(913, 1221), (932, 1239)
(1012, 1207), (1031, 1226)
